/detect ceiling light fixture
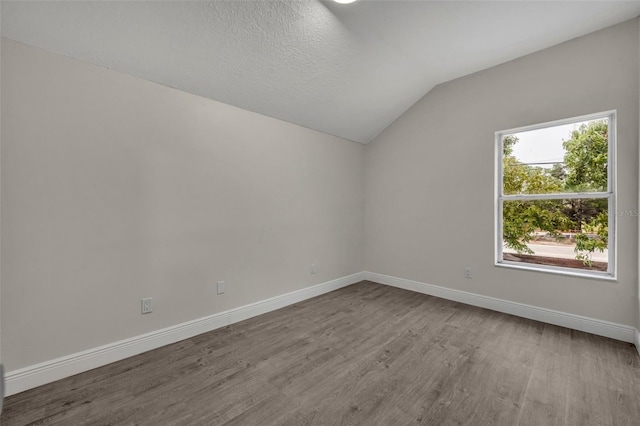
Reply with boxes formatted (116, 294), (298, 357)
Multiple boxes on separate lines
(333, 0), (358, 4)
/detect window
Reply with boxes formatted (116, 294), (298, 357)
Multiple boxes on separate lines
(495, 111), (616, 279)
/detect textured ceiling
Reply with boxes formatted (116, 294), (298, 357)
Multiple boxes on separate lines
(2, 1), (640, 143)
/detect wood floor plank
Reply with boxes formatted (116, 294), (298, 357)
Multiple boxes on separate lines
(517, 324), (572, 426)
(565, 330), (640, 426)
(2, 281), (639, 426)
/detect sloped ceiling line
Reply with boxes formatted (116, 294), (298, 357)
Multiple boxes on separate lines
(2, 0), (640, 143)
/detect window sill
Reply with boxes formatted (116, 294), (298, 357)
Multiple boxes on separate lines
(495, 260), (616, 282)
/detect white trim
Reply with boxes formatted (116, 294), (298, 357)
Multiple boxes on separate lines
(608, 111), (617, 278)
(7, 270), (637, 397)
(5, 272), (365, 396)
(365, 271), (636, 344)
(498, 110), (617, 135)
(495, 261), (615, 281)
(501, 192), (611, 201)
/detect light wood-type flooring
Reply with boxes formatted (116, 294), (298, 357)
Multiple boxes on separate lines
(2, 281), (640, 425)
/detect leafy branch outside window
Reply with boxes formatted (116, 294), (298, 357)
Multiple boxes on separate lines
(502, 120), (609, 266)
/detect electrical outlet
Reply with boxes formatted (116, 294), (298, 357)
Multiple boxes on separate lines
(310, 263), (316, 274)
(141, 297), (153, 314)
(217, 281), (225, 295)
(464, 267), (472, 279)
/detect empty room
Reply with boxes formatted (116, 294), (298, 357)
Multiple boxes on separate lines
(1, 1), (640, 424)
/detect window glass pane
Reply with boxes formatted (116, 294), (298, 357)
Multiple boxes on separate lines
(502, 199), (608, 271)
(502, 118), (609, 195)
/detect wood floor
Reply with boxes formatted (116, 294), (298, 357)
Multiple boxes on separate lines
(2, 281), (640, 425)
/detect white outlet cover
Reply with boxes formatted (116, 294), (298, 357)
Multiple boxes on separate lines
(217, 281), (225, 295)
(141, 298), (153, 314)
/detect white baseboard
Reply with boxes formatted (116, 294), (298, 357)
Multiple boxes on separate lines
(6, 270), (637, 396)
(365, 272), (637, 344)
(6, 272), (366, 396)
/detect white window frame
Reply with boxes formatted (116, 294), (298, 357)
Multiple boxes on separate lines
(495, 110), (617, 280)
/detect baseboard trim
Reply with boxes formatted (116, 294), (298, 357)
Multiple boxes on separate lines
(6, 272), (366, 396)
(7, 270), (636, 396)
(365, 272), (636, 344)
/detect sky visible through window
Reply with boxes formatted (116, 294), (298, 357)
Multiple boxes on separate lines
(510, 121), (590, 168)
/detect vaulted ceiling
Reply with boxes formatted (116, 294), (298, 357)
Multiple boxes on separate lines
(3, 1), (640, 143)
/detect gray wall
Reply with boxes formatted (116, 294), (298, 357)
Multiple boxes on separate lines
(364, 19), (639, 327)
(1, 39), (365, 370)
(2, 17), (640, 374)
(0, 4), (3, 367)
